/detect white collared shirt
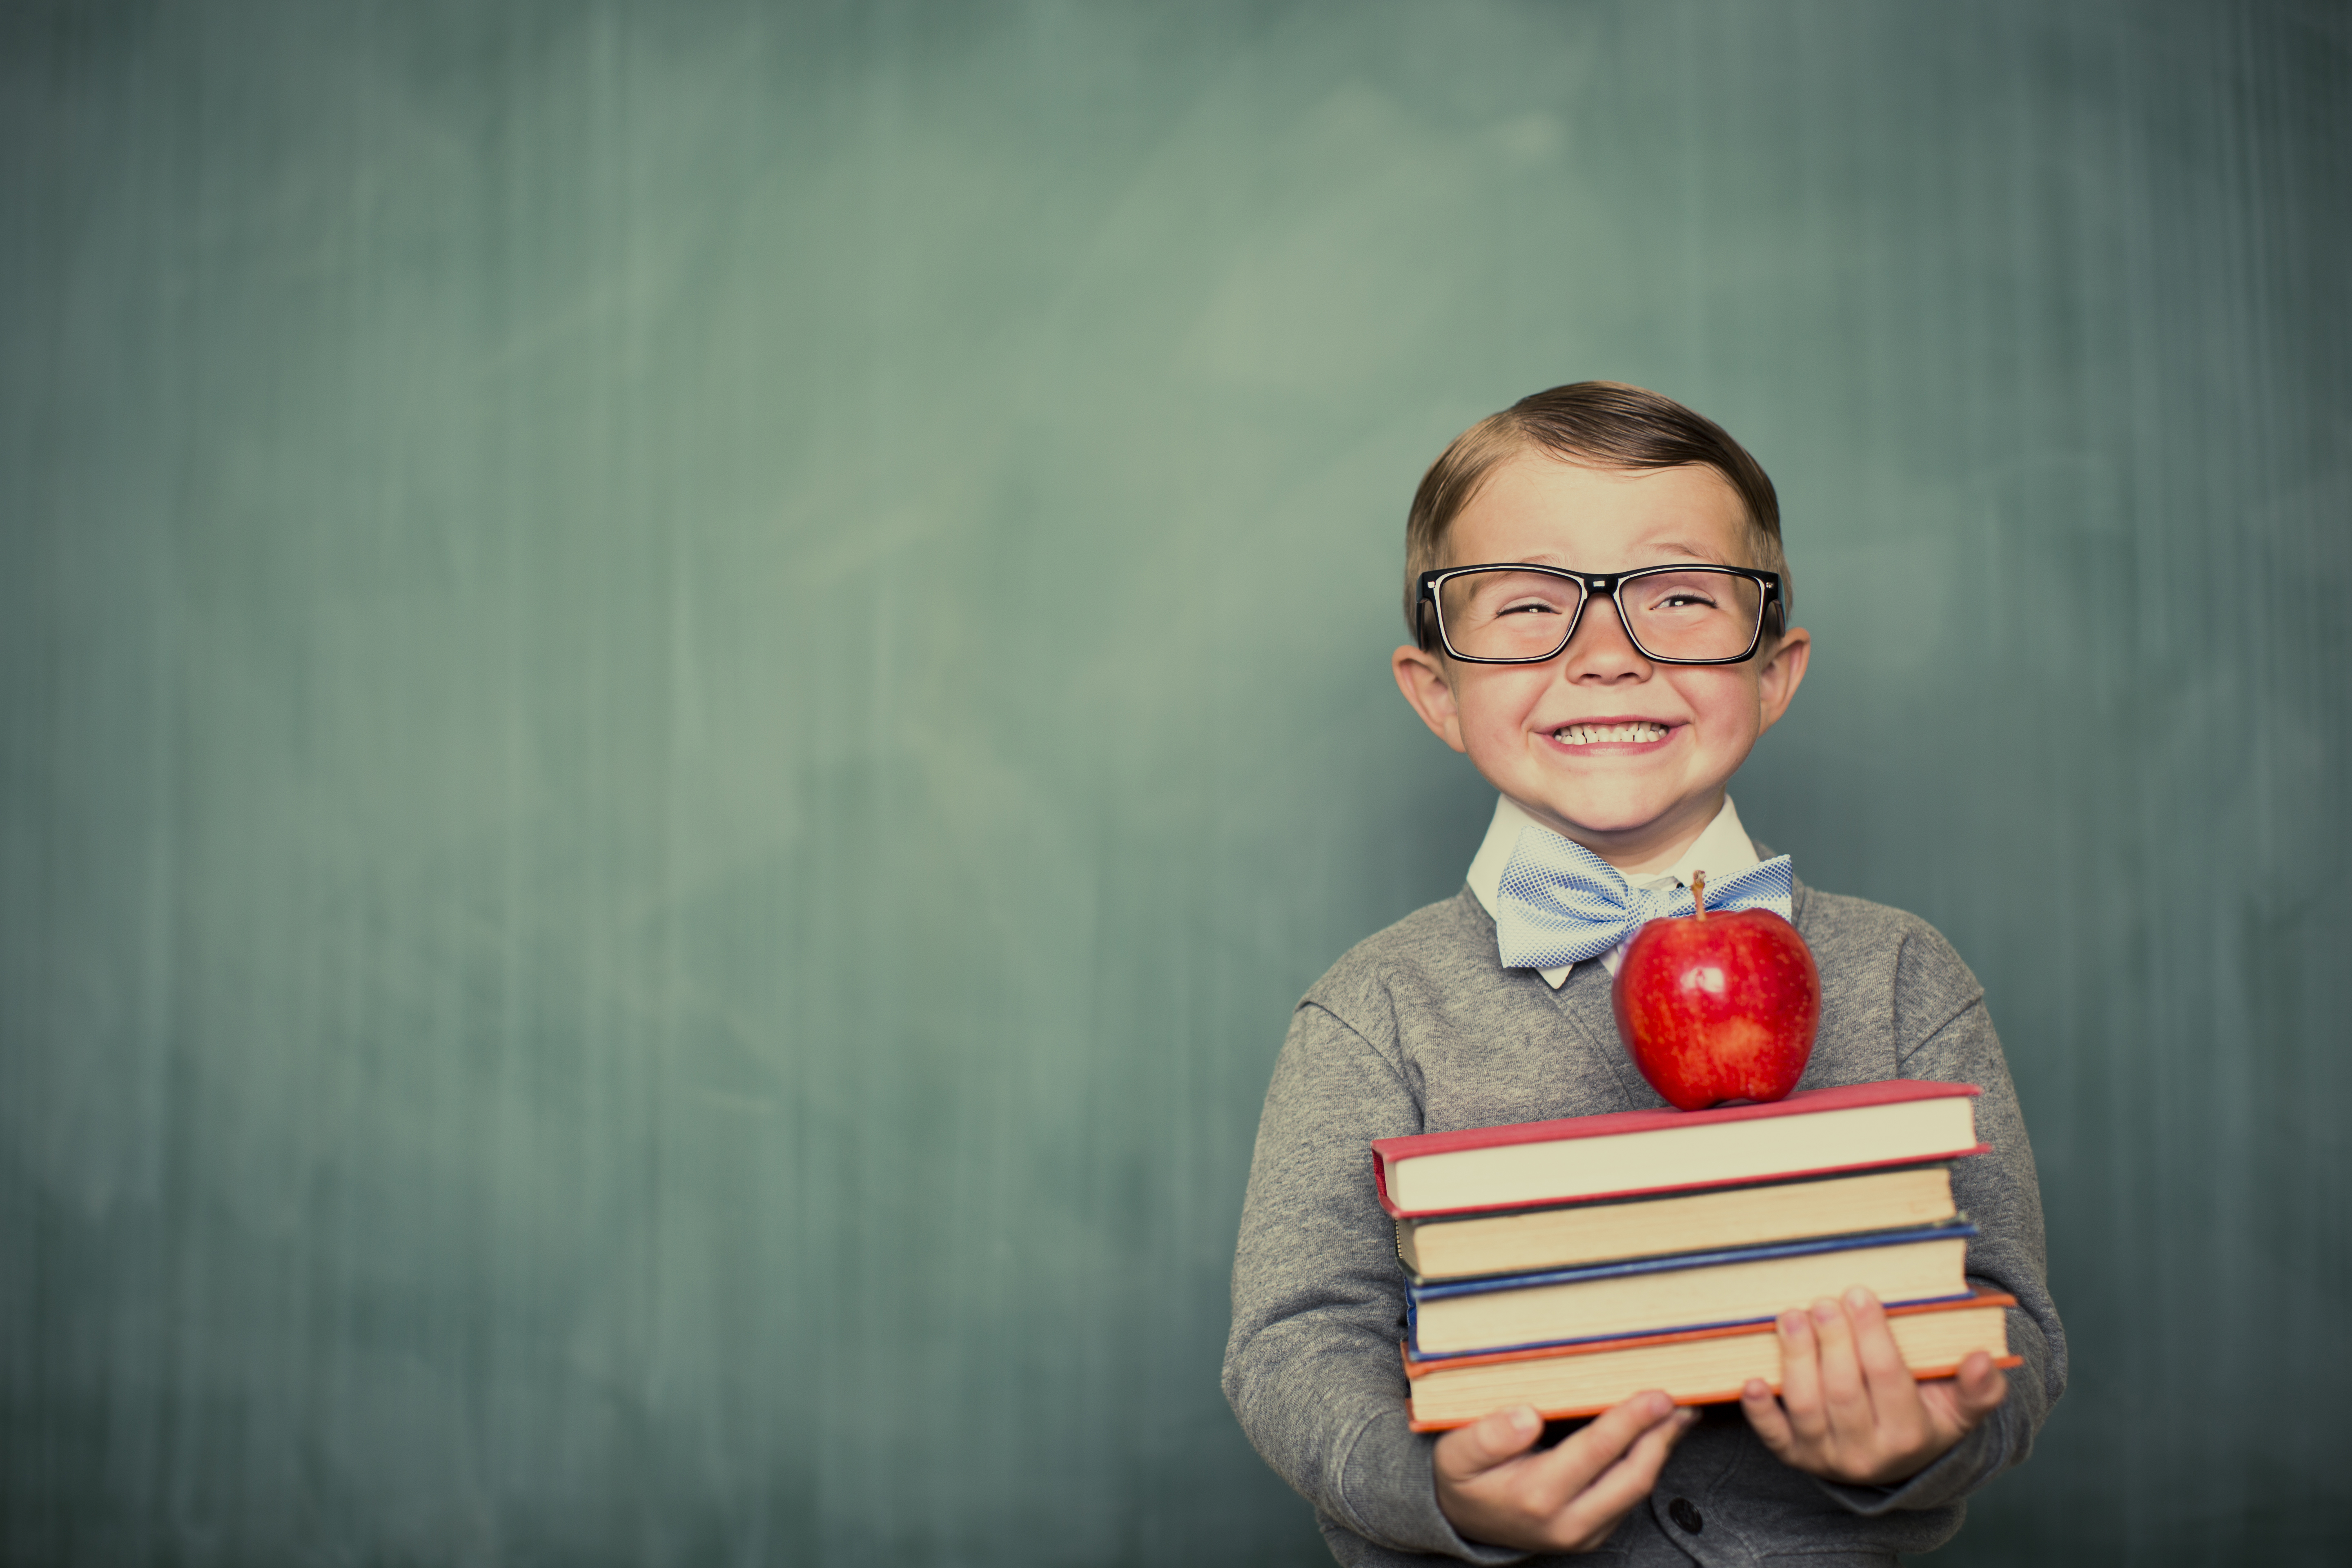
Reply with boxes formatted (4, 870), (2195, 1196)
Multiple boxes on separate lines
(1463, 794), (1763, 987)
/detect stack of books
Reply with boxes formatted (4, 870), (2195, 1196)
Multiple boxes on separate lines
(1374, 1081), (2022, 1430)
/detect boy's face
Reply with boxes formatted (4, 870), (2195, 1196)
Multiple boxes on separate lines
(1392, 452), (1811, 872)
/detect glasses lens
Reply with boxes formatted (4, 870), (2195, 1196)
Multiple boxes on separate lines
(1438, 569), (1582, 660)
(1619, 570), (1763, 661)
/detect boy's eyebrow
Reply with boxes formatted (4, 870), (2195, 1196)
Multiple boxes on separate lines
(1505, 541), (1723, 567)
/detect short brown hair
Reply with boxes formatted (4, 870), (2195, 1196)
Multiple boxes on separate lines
(1404, 381), (1788, 645)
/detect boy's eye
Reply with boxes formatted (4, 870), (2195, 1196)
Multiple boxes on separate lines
(1447, 571), (1579, 624)
(1633, 573), (1730, 614)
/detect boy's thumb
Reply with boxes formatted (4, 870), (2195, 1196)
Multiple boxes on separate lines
(1438, 1404), (1542, 1476)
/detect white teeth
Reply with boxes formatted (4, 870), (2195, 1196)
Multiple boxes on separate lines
(1555, 723), (1668, 746)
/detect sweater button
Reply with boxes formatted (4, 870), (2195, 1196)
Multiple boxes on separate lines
(1669, 1497), (1704, 1534)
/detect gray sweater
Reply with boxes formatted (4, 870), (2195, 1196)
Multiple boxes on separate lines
(1223, 879), (2065, 1567)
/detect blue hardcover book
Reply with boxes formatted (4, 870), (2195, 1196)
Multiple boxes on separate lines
(1405, 1221), (1978, 1360)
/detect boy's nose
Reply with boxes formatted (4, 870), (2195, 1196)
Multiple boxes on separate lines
(1561, 591), (1649, 678)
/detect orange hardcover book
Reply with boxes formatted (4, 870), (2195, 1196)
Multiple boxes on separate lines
(1403, 1290), (2020, 1431)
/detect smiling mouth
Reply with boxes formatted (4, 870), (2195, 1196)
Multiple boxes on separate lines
(1552, 722), (1670, 746)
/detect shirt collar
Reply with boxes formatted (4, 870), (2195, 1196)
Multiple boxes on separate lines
(1465, 794), (1762, 988)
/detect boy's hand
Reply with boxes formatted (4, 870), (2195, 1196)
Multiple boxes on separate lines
(1434, 1393), (1697, 1552)
(1741, 1287), (2008, 1486)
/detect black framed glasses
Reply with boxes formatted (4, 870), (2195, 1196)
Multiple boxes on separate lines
(1415, 563), (1784, 665)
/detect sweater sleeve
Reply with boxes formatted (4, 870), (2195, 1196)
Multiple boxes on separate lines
(1222, 1000), (1528, 1564)
(1817, 924), (2067, 1516)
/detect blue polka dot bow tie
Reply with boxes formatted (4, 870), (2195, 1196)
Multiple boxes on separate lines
(1492, 827), (1795, 971)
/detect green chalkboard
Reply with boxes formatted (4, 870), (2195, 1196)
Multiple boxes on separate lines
(3, 2), (2347, 1563)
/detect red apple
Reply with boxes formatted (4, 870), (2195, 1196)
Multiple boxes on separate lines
(1610, 873), (1821, 1111)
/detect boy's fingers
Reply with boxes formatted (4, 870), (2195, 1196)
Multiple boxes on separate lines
(1434, 1404), (1542, 1481)
(1949, 1351), (2010, 1423)
(1539, 1408), (1697, 1546)
(1844, 1288), (1920, 1408)
(1526, 1392), (1676, 1504)
(1740, 1378), (1795, 1459)
(1808, 1296), (1874, 1434)
(1916, 1352), (2011, 1439)
(1774, 1310), (1829, 1441)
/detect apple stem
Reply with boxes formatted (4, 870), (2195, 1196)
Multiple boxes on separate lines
(1691, 870), (1708, 919)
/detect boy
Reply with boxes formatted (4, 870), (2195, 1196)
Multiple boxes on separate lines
(1223, 383), (2063, 1564)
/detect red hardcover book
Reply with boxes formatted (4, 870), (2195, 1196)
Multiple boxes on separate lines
(1373, 1080), (1985, 1219)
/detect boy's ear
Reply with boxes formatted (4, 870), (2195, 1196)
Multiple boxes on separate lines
(1393, 643), (1470, 754)
(1754, 624), (1812, 735)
